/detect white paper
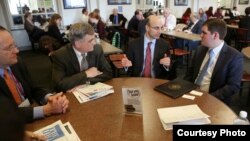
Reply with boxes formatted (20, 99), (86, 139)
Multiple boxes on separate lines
(190, 90), (203, 96)
(157, 104), (211, 130)
(182, 94), (195, 100)
(72, 82), (114, 104)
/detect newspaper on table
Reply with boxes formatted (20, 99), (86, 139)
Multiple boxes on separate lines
(72, 82), (114, 103)
(157, 104), (211, 130)
(122, 87), (143, 115)
(34, 120), (80, 141)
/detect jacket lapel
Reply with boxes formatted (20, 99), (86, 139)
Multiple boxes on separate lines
(138, 38), (145, 72)
(68, 46), (81, 72)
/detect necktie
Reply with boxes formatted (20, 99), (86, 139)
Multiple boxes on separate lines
(143, 42), (152, 77)
(4, 69), (22, 104)
(81, 53), (88, 71)
(115, 15), (118, 24)
(195, 50), (215, 85)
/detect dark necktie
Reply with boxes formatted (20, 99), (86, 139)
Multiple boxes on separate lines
(143, 42), (152, 77)
(195, 50), (214, 85)
(4, 69), (23, 104)
(81, 54), (88, 71)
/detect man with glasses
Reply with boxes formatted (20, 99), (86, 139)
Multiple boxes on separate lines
(120, 15), (176, 80)
(0, 26), (69, 123)
(51, 23), (112, 92)
(184, 19), (243, 105)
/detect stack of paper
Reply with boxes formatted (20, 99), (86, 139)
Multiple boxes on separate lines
(34, 120), (80, 141)
(157, 104), (211, 130)
(72, 82), (114, 103)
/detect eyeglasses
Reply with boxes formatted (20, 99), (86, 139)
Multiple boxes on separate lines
(150, 26), (163, 31)
(4, 43), (17, 51)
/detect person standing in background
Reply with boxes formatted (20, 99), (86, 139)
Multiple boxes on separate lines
(81, 8), (89, 23)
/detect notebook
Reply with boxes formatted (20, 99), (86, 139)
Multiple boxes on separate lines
(154, 78), (197, 98)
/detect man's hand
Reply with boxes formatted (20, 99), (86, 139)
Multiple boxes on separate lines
(85, 67), (103, 78)
(121, 57), (132, 67)
(160, 53), (171, 67)
(25, 131), (47, 141)
(43, 92), (69, 116)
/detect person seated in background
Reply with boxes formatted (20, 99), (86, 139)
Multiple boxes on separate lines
(232, 6), (241, 17)
(174, 13), (203, 51)
(51, 23), (112, 92)
(88, 12), (106, 40)
(119, 15), (176, 80)
(0, 26), (69, 123)
(48, 13), (68, 45)
(127, 9), (144, 36)
(182, 7), (192, 25)
(161, 8), (177, 31)
(213, 8), (223, 19)
(138, 12), (155, 37)
(81, 8), (89, 23)
(224, 9), (234, 19)
(184, 19), (243, 105)
(198, 8), (207, 23)
(239, 7), (250, 41)
(0, 95), (46, 141)
(109, 8), (127, 28)
(205, 6), (214, 19)
(24, 12), (46, 41)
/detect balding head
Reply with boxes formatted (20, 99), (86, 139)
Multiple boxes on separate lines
(145, 15), (163, 40)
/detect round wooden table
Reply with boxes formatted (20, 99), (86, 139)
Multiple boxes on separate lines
(26, 78), (237, 141)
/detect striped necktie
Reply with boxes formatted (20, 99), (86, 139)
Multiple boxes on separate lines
(143, 42), (152, 77)
(4, 69), (23, 104)
(81, 54), (88, 71)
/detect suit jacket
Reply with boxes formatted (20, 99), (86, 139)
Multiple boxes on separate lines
(239, 16), (250, 40)
(126, 37), (176, 80)
(109, 14), (127, 28)
(0, 58), (52, 122)
(48, 24), (65, 44)
(184, 43), (243, 105)
(51, 44), (113, 92)
(183, 20), (203, 34)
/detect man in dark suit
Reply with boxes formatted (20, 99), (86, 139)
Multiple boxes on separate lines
(239, 7), (250, 40)
(51, 23), (113, 92)
(0, 26), (69, 122)
(109, 8), (127, 28)
(184, 18), (243, 105)
(175, 13), (203, 51)
(120, 15), (176, 80)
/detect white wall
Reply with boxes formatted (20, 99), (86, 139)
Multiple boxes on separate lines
(235, 0), (250, 15)
(0, 1), (8, 28)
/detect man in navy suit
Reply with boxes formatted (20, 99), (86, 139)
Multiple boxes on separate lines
(109, 8), (127, 28)
(120, 15), (176, 80)
(0, 26), (69, 122)
(184, 18), (243, 105)
(175, 13), (203, 51)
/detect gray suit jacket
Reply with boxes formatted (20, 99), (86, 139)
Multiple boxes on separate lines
(185, 43), (243, 105)
(51, 44), (113, 92)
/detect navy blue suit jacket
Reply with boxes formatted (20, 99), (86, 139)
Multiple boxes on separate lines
(184, 43), (243, 105)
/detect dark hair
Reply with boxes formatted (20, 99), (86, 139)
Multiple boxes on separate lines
(203, 18), (227, 40)
(0, 25), (7, 31)
(245, 7), (250, 16)
(49, 13), (62, 26)
(82, 8), (87, 14)
(24, 12), (31, 19)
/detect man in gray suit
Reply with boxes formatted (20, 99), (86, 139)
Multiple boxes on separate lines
(51, 23), (113, 92)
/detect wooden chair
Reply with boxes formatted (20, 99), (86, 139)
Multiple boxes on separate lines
(161, 35), (190, 69)
(236, 28), (250, 51)
(239, 73), (250, 107)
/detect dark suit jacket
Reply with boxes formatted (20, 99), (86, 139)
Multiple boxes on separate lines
(239, 16), (250, 40)
(48, 24), (65, 44)
(51, 44), (113, 92)
(0, 58), (52, 122)
(109, 14), (127, 28)
(184, 43), (243, 105)
(126, 37), (176, 80)
(183, 19), (203, 34)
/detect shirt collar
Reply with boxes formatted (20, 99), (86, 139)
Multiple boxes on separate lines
(0, 67), (11, 78)
(210, 41), (224, 56)
(73, 47), (87, 58)
(144, 35), (156, 45)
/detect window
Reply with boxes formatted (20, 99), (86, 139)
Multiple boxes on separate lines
(7, 0), (57, 29)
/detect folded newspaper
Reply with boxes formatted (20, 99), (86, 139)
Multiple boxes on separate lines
(72, 82), (114, 103)
(157, 104), (211, 130)
(34, 120), (80, 141)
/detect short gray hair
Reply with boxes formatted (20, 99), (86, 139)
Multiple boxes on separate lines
(68, 23), (95, 45)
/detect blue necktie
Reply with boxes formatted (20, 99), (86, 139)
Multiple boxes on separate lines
(195, 50), (214, 85)
(115, 15), (118, 24)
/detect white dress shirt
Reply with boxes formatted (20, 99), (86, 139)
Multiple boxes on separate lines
(161, 14), (177, 30)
